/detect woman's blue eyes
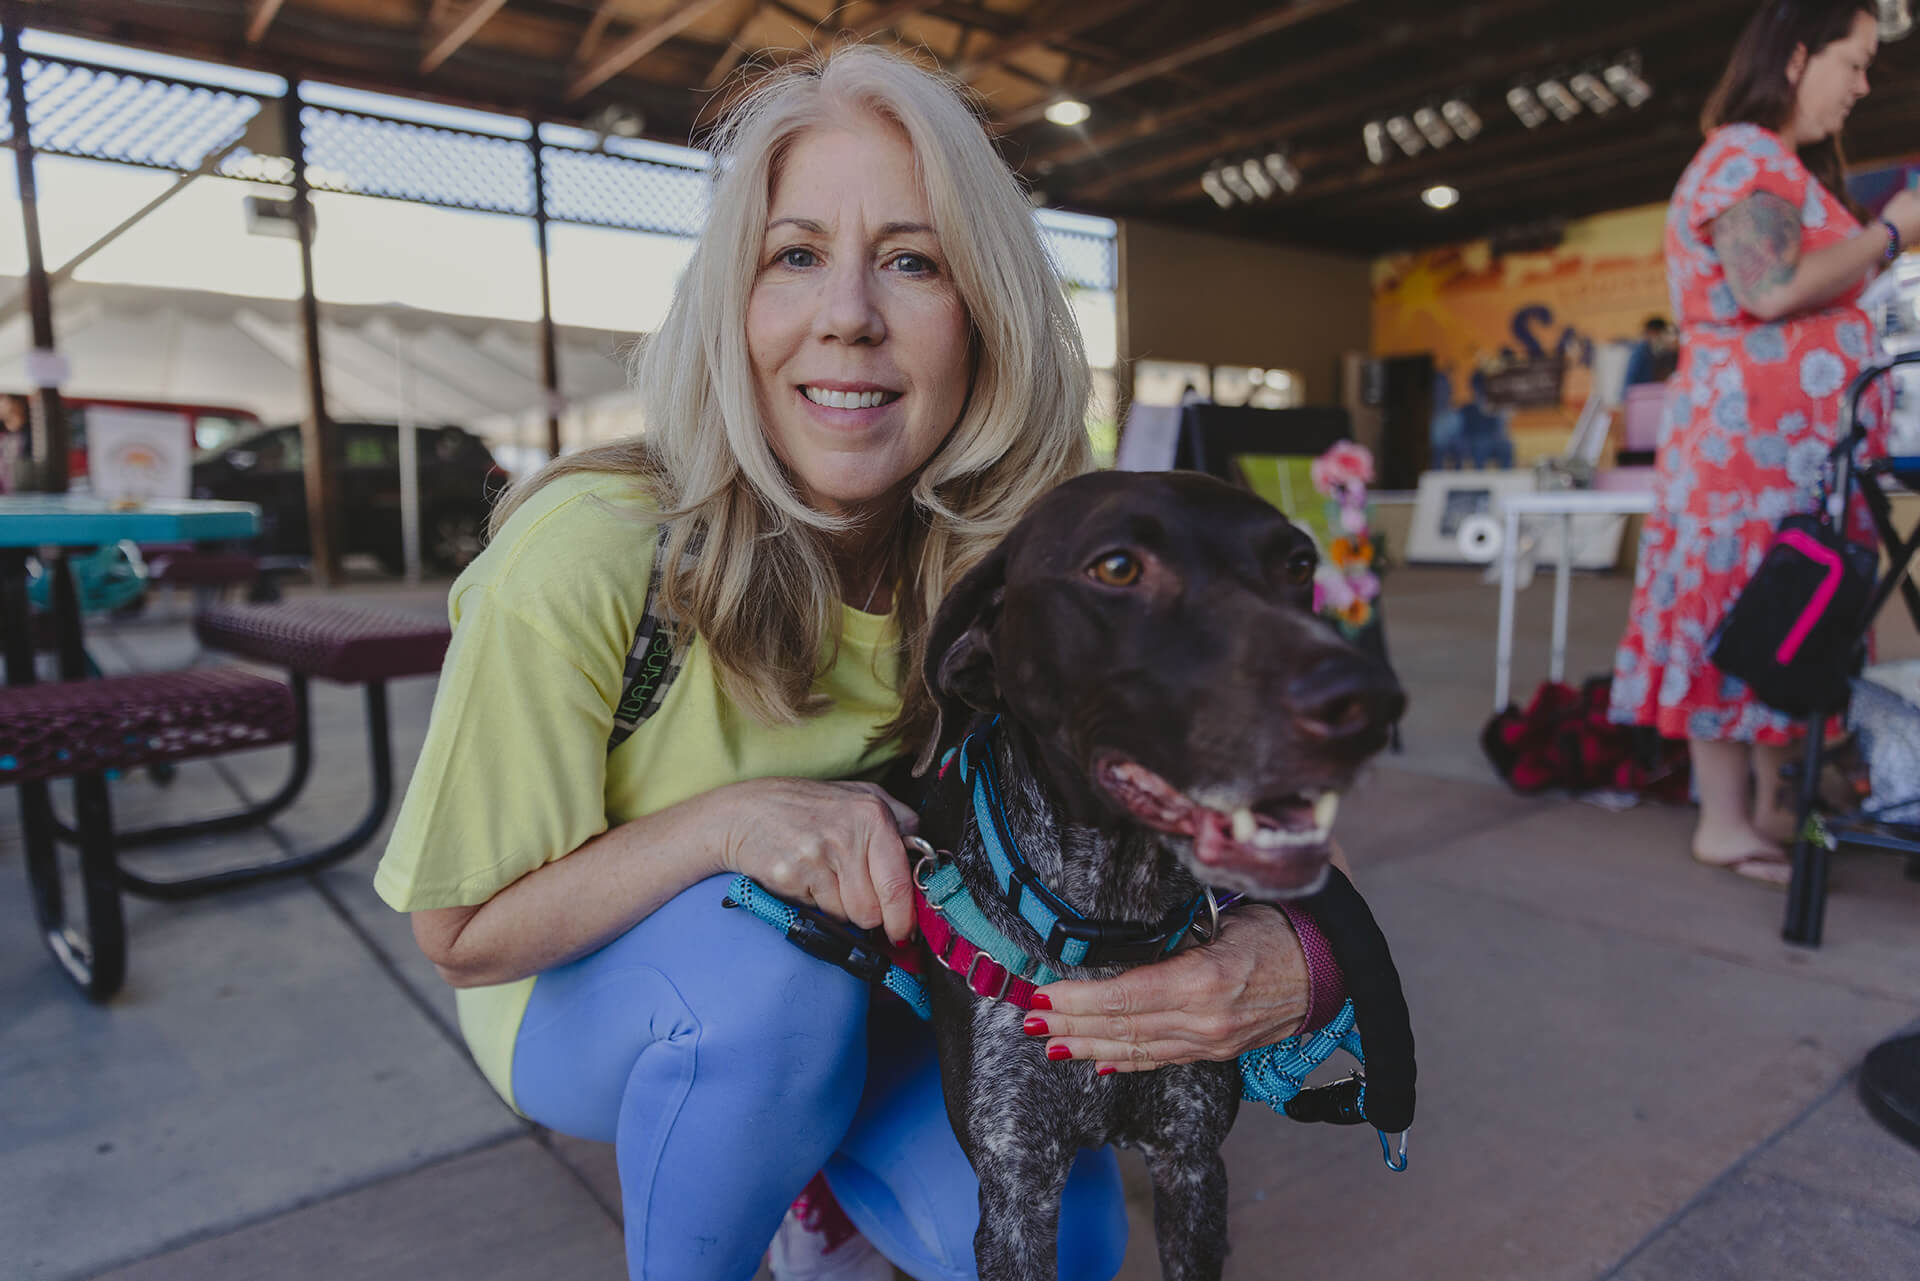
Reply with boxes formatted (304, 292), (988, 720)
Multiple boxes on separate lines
(772, 248), (936, 274)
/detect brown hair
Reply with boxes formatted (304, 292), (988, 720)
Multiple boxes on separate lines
(1702, 0), (1876, 214)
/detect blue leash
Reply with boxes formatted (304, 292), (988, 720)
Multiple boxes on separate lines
(721, 874), (931, 1021)
(722, 868), (1406, 1171)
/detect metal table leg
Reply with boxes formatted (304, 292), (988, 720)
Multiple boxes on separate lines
(1495, 505), (1520, 710)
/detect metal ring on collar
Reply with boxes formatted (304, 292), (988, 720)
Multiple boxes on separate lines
(909, 836), (942, 898)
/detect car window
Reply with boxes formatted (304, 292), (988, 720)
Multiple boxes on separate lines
(343, 426), (399, 468)
(194, 414), (257, 454)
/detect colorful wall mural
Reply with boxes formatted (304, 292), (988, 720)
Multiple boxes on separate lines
(1371, 203), (1670, 464)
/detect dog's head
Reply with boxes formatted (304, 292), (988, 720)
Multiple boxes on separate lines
(923, 470), (1404, 898)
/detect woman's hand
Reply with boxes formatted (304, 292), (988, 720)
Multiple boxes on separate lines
(1027, 907), (1311, 1074)
(708, 778), (921, 944)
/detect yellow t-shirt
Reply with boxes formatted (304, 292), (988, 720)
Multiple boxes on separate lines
(373, 471), (905, 1109)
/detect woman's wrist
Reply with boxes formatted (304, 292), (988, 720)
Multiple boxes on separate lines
(1272, 900), (1346, 1035)
(1881, 218), (1902, 262)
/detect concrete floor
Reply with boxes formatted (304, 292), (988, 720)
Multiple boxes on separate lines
(3, 565), (1919, 1281)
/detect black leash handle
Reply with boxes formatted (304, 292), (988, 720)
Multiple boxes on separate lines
(1295, 866), (1417, 1135)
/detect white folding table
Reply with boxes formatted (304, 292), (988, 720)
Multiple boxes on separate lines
(1493, 488), (1656, 710)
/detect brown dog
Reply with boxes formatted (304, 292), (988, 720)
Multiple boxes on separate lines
(912, 470), (1406, 1280)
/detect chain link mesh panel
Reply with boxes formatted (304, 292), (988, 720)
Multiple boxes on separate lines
(3, 56), (263, 173)
(1042, 226), (1117, 292)
(302, 107), (534, 215)
(540, 146), (709, 237)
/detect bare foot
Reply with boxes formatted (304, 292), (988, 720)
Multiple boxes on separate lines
(1692, 825), (1792, 886)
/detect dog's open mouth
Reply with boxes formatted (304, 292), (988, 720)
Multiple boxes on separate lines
(1095, 758), (1338, 892)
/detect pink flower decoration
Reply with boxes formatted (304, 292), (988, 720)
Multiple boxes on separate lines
(1311, 441), (1375, 497)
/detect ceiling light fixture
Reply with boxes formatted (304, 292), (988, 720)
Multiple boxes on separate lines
(1568, 71), (1618, 114)
(1880, 0), (1913, 41)
(1507, 84), (1548, 128)
(1264, 151), (1300, 194)
(1219, 162), (1255, 203)
(1200, 165), (1234, 209)
(1602, 55), (1654, 109)
(1422, 184), (1460, 211)
(1441, 99), (1482, 141)
(1535, 78), (1582, 121)
(1412, 106), (1453, 149)
(1363, 120), (1390, 165)
(1240, 157), (1276, 199)
(1043, 97), (1091, 127)
(1200, 150), (1301, 208)
(1385, 115), (1425, 156)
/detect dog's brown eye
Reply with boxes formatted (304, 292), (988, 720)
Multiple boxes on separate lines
(1091, 552), (1143, 587)
(1285, 551), (1317, 586)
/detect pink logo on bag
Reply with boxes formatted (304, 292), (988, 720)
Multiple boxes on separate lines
(1774, 530), (1844, 666)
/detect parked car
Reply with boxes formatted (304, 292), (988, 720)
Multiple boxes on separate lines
(191, 421), (509, 575)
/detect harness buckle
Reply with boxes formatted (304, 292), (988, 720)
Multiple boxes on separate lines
(963, 947), (1015, 1001)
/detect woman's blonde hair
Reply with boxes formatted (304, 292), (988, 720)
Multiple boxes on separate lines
(491, 43), (1091, 750)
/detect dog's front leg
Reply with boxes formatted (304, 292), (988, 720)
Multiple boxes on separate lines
(1141, 1144), (1230, 1281)
(971, 1140), (1074, 1281)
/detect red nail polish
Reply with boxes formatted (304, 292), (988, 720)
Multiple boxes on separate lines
(1023, 1017), (1049, 1036)
(1030, 993), (1052, 1010)
(1047, 1044), (1072, 1061)
(1098, 1066), (1116, 1077)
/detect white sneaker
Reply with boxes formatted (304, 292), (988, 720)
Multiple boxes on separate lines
(765, 1173), (896, 1281)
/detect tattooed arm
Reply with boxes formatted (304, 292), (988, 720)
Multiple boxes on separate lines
(1712, 189), (1914, 322)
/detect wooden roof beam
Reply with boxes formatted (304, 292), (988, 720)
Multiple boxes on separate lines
(576, 0), (622, 65)
(1001, 0), (1359, 129)
(245, 0), (287, 45)
(421, 0), (513, 74)
(843, 1), (940, 40)
(952, 0), (1153, 83)
(568, 0), (738, 99)
(703, 1), (769, 89)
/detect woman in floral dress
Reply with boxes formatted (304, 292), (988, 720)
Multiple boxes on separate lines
(1612, 0), (1920, 884)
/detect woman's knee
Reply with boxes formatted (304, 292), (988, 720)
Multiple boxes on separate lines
(514, 874), (872, 1137)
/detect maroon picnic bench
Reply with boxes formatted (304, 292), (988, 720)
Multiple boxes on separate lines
(0, 601), (448, 1000)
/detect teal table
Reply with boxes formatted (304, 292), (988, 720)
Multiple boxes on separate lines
(0, 495), (263, 997)
(0, 495), (260, 548)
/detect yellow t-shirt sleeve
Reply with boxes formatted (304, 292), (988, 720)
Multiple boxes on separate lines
(373, 472), (657, 912)
(373, 587), (615, 909)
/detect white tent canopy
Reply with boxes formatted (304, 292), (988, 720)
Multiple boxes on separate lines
(0, 277), (644, 473)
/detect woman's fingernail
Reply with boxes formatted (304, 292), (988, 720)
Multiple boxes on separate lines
(1030, 993), (1052, 1010)
(1098, 1066), (1117, 1077)
(1023, 1017), (1049, 1036)
(1047, 1043), (1073, 1061)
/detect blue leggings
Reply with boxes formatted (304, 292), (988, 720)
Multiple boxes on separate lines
(511, 873), (1129, 1281)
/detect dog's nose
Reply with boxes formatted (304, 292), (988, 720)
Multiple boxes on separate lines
(1288, 654), (1406, 744)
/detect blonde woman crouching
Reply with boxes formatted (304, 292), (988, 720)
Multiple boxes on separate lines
(375, 44), (1317, 1281)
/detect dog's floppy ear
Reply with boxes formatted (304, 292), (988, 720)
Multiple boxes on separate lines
(915, 545), (1008, 774)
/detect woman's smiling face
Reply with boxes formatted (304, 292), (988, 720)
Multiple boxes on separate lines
(746, 113), (973, 519)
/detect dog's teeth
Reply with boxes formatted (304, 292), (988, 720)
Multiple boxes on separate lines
(1231, 807), (1257, 843)
(1313, 792), (1341, 831)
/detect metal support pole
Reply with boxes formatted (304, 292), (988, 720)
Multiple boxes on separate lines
(529, 128), (562, 460)
(4, 16), (68, 492)
(283, 84), (341, 585)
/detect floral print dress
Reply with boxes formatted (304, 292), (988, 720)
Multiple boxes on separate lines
(1611, 124), (1886, 745)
